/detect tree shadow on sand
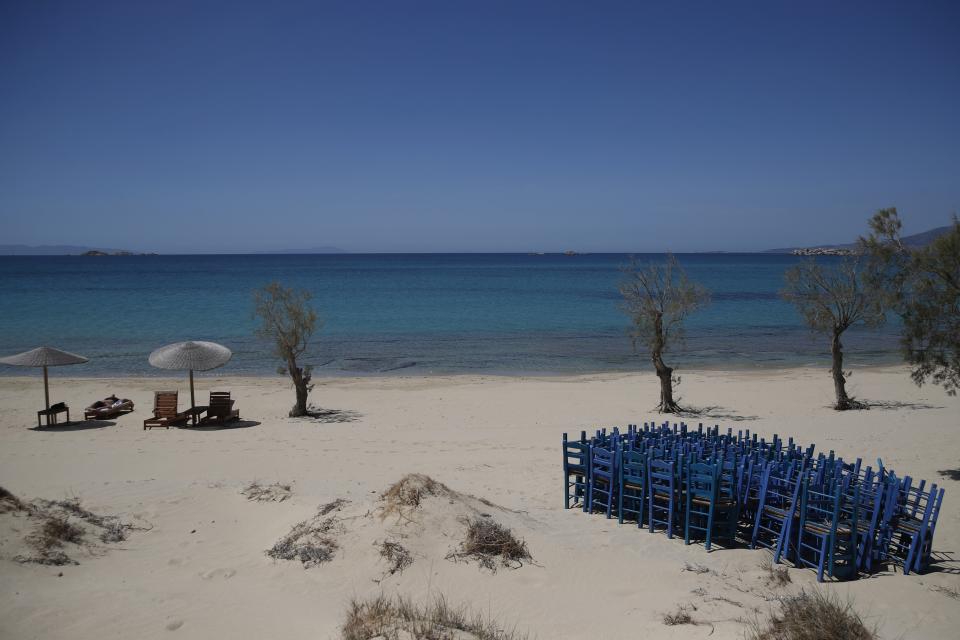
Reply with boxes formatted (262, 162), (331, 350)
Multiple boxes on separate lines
(29, 420), (117, 432)
(180, 420), (261, 431)
(301, 408), (362, 424)
(863, 400), (943, 411)
(672, 406), (759, 422)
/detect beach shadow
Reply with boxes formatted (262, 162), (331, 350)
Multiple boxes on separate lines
(305, 408), (362, 423)
(926, 550), (960, 575)
(938, 469), (960, 481)
(674, 406), (759, 422)
(29, 420), (117, 432)
(864, 400), (943, 411)
(180, 420), (261, 431)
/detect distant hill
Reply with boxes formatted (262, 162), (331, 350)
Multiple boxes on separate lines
(0, 244), (138, 255)
(764, 225), (952, 254)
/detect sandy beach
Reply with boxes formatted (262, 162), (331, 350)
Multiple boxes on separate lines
(1, 366), (958, 639)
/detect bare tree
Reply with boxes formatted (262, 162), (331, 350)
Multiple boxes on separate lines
(253, 282), (320, 417)
(781, 257), (885, 410)
(619, 254), (710, 413)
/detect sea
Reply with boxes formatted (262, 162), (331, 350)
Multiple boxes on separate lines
(0, 253), (901, 377)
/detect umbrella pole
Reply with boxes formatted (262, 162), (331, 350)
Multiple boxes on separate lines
(189, 369), (195, 409)
(43, 365), (50, 410)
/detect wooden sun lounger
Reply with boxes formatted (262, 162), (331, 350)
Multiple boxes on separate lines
(143, 391), (190, 430)
(199, 391), (240, 425)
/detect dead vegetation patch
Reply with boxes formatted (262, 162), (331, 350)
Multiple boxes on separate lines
(267, 516), (341, 568)
(447, 516), (531, 571)
(760, 556), (792, 587)
(663, 605), (697, 626)
(748, 590), (875, 640)
(319, 498), (350, 515)
(242, 481), (293, 503)
(380, 474), (452, 520)
(378, 539), (413, 577)
(342, 594), (527, 640)
(3, 489), (145, 566)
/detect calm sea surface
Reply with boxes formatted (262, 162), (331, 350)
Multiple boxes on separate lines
(0, 253), (900, 376)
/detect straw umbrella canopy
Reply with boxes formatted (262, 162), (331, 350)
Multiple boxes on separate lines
(148, 341), (232, 408)
(0, 346), (89, 410)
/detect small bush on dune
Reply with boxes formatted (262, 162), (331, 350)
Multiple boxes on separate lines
(760, 556), (792, 588)
(749, 590), (875, 640)
(380, 474), (452, 519)
(41, 516), (85, 545)
(379, 540), (413, 576)
(267, 517), (339, 568)
(342, 594), (526, 640)
(242, 481), (293, 503)
(449, 517), (531, 571)
(663, 606), (695, 626)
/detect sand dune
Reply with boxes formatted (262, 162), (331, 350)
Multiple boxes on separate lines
(0, 366), (958, 639)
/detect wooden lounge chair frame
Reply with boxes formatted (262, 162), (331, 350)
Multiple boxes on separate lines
(199, 391), (240, 426)
(143, 391), (190, 430)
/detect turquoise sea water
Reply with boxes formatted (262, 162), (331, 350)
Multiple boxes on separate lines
(0, 253), (900, 376)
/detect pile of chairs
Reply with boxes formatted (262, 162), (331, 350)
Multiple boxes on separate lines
(563, 422), (945, 581)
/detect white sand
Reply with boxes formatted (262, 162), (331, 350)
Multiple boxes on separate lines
(0, 366), (958, 639)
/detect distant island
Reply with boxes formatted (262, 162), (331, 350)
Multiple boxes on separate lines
(765, 224), (951, 255)
(81, 250), (158, 256)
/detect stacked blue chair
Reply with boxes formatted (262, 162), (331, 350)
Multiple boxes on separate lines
(561, 420), (945, 581)
(563, 431), (591, 511)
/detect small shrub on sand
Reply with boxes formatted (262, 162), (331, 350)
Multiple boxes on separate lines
(379, 540), (413, 576)
(749, 590), (875, 640)
(319, 498), (349, 515)
(342, 594), (526, 640)
(663, 606), (695, 626)
(449, 517), (531, 571)
(760, 556), (792, 587)
(267, 517), (339, 568)
(242, 481), (293, 503)
(41, 516), (85, 545)
(380, 474), (452, 519)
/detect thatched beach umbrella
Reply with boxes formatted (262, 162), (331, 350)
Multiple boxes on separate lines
(0, 346), (89, 410)
(148, 341), (232, 408)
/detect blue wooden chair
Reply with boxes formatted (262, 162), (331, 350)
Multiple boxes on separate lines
(618, 447), (647, 527)
(588, 441), (617, 518)
(796, 479), (859, 581)
(648, 458), (678, 538)
(563, 431), (591, 511)
(879, 480), (944, 574)
(751, 461), (804, 564)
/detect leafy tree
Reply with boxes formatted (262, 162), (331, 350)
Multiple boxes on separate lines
(619, 254), (710, 413)
(781, 257), (885, 410)
(860, 209), (960, 394)
(253, 282), (320, 417)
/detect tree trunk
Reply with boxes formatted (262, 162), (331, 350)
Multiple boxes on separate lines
(831, 328), (852, 410)
(651, 313), (681, 413)
(287, 357), (310, 417)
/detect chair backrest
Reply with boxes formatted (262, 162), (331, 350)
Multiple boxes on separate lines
(563, 432), (590, 471)
(591, 443), (616, 481)
(687, 462), (717, 501)
(209, 391), (233, 413)
(153, 391), (179, 418)
(620, 448), (647, 485)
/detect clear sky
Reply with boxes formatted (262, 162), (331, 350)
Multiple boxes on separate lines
(1, 1), (957, 253)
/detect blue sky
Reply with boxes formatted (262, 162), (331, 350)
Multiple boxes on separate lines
(1, 1), (957, 253)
